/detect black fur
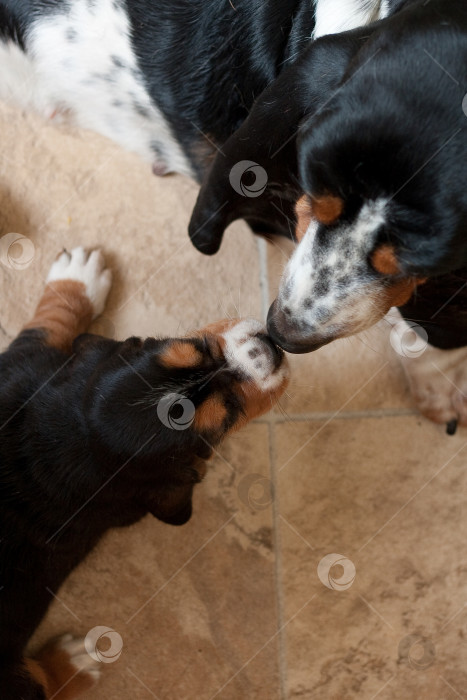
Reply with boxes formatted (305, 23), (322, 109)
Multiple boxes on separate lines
(188, 0), (467, 349)
(0, 325), (245, 698)
(0, 0), (465, 346)
(124, 0), (317, 179)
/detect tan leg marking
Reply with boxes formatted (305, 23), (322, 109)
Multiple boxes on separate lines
(25, 641), (98, 699)
(23, 280), (93, 353)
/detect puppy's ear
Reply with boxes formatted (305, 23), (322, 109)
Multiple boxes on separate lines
(188, 31), (370, 255)
(147, 459), (207, 526)
(148, 481), (195, 526)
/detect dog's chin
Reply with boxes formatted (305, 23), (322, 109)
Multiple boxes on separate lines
(267, 303), (335, 354)
(273, 336), (330, 354)
(267, 325), (332, 354)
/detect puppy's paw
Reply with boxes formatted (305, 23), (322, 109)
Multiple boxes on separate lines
(35, 634), (101, 698)
(47, 247), (112, 318)
(59, 634), (102, 683)
(401, 344), (467, 434)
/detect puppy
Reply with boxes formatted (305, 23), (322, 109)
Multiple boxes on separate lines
(0, 247), (288, 699)
(189, 0), (467, 430)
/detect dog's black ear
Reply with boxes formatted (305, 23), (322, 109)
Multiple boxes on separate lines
(188, 30), (378, 255)
(188, 69), (305, 254)
(147, 480), (195, 526)
(147, 456), (208, 526)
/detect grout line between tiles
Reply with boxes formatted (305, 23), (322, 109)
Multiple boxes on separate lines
(257, 235), (287, 699)
(268, 420), (288, 700)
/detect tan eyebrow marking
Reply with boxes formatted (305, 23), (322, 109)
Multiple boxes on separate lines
(23, 279), (93, 353)
(371, 244), (401, 276)
(311, 194), (344, 226)
(159, 341), (203, 368)
(193, 394), (228, 432)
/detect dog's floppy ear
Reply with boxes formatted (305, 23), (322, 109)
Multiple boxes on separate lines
(147, 458), (207, 526)
(188, 67), (306, 254)
(188, 30), (379, 255)
(147, 480), (195, 526)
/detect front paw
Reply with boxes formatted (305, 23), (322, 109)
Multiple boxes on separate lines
(47, 247), (112, 318)
(35, 634), (101, 698)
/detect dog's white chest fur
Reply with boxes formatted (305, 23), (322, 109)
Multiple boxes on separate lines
(314, 0), (390, 39)
(0, 0), (192, 177)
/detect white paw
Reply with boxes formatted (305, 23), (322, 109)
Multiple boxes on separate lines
(400, 344), (467, 434)
(59, 634), (101, 683)
(47, 247), (112, 319)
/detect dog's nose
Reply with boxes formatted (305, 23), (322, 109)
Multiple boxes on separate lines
(267, 300), (329, 354)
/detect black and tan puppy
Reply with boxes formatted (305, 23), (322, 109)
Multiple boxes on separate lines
(0, 247), (288, 699)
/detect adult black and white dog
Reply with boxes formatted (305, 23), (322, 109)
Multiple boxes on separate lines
(0, 0), (395, 179)
(1, 0), (466, 431)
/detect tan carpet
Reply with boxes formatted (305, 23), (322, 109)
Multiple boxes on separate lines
(1, 101), (466, 699)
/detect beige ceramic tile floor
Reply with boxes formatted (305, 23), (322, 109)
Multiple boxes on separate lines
(1, 102), (466, 699)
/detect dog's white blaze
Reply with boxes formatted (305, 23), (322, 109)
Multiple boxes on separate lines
(222, 319), (288, 392)
(313, 0), (390, 39)
(280, 198), (388, 333)
(0, 0), (192, 176)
